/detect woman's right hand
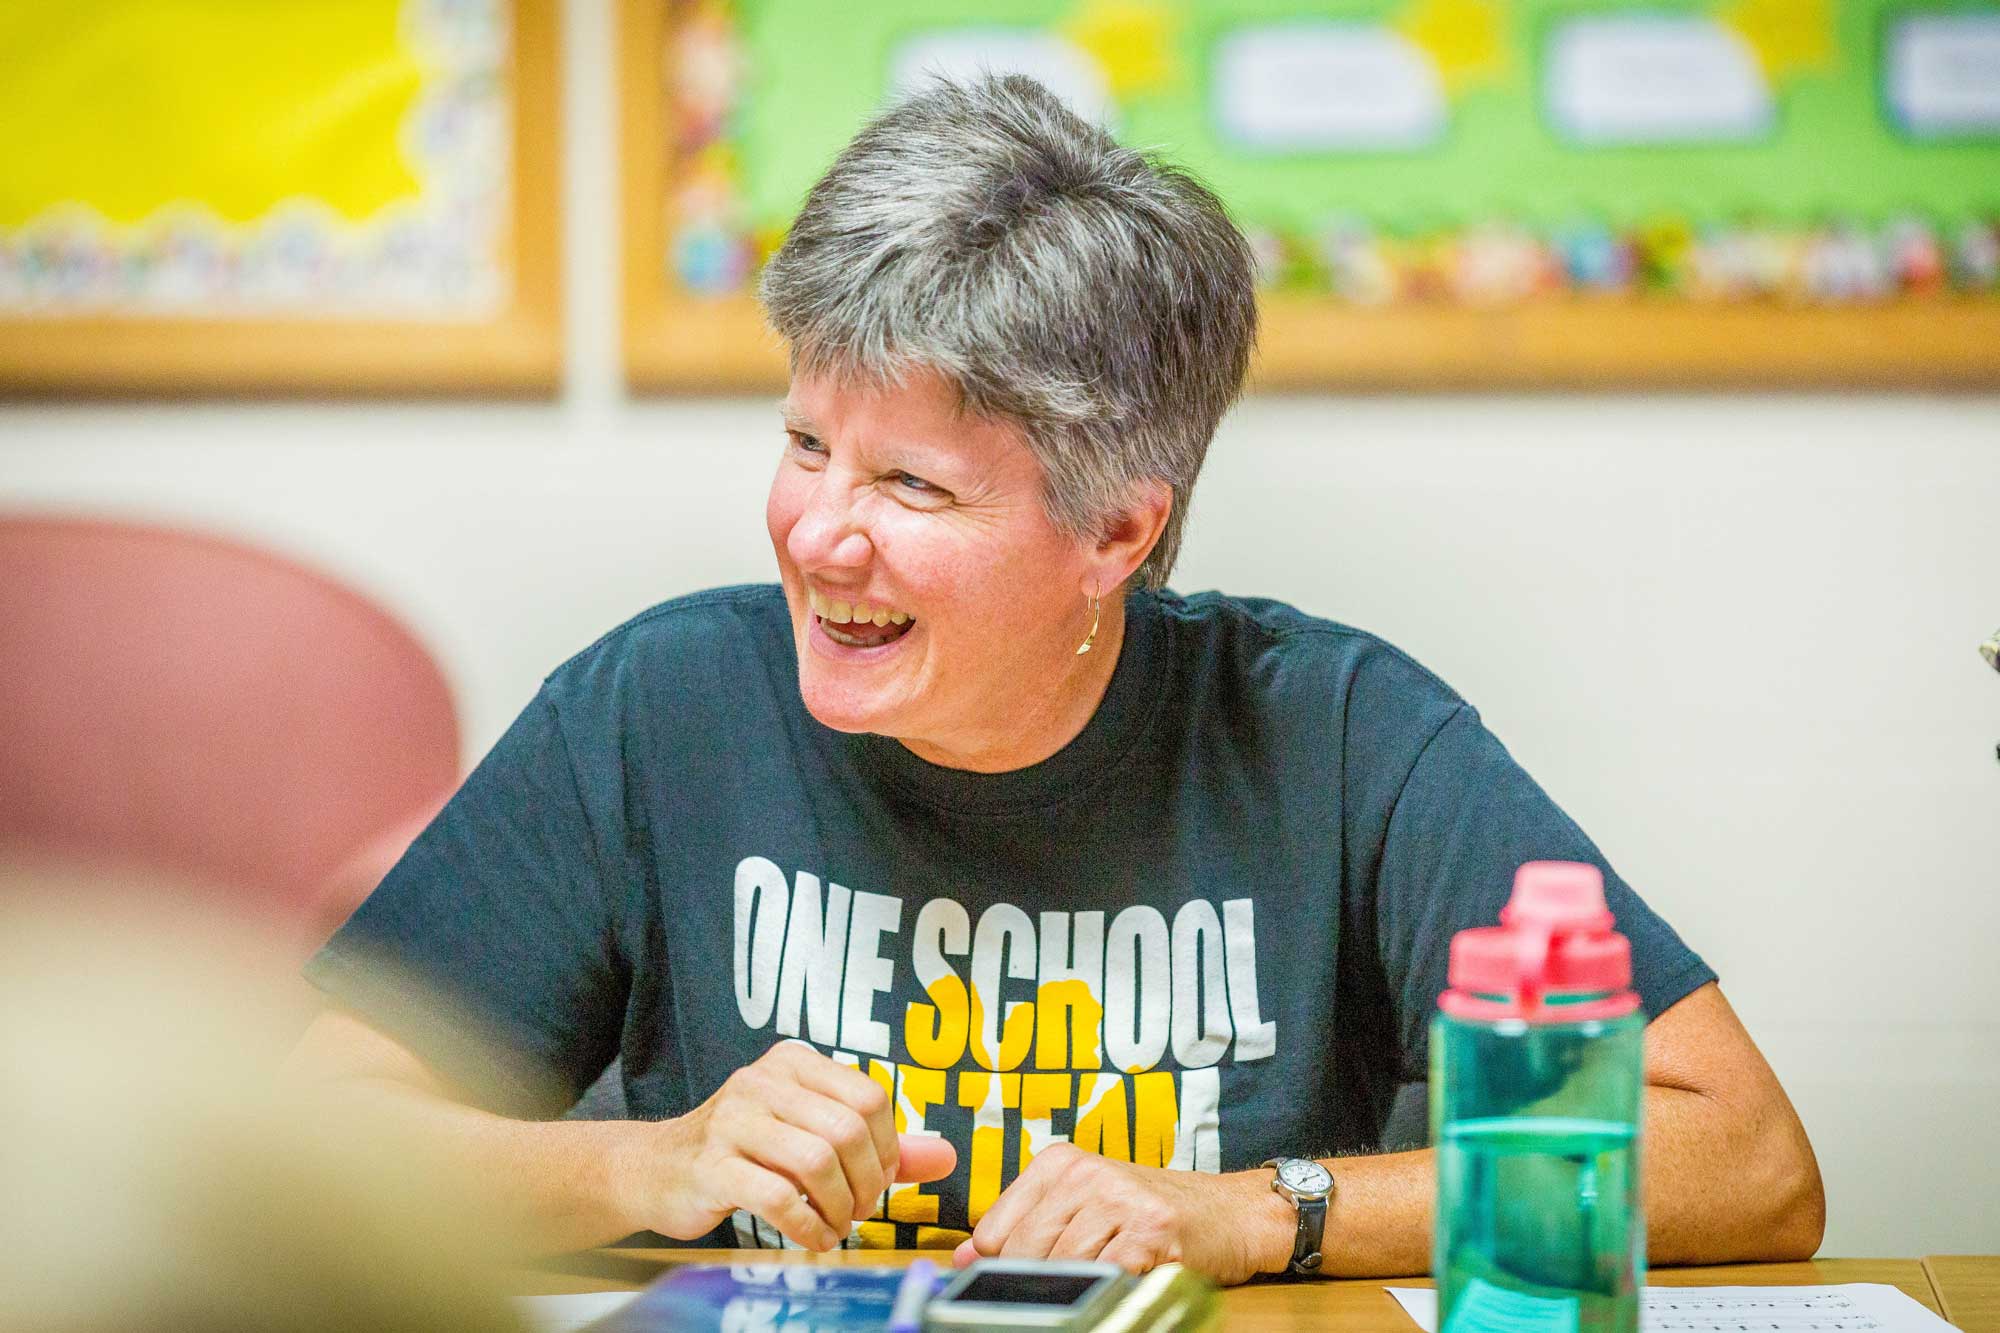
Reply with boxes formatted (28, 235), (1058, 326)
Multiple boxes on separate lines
(624, 1041), (957, 1250)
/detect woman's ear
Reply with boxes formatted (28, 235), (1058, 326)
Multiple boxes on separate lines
(1082, 480), (1173, 596)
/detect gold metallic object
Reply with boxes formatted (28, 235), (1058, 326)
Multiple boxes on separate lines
(1981, 628), (1999, 674)
(1076, 589), (1101, 655)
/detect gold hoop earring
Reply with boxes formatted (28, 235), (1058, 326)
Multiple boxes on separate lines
(1075, 588), (1101, 656)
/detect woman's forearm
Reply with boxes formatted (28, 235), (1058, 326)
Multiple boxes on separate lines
(1315, 1148), (1435, 1276)
(282, 1012), (947, 1258)
(1303, 1080), (1823, 1277)
(294, 1071), (659, 1255)
(1642, 1083), (1825, 1264)
(279, 1010), (665, 1255)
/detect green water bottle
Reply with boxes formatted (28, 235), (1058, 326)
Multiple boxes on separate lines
(1432, 861), (1645, 1333)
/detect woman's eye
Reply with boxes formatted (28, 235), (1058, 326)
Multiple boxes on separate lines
(787, 430), (826, 456)
(890, 471), (950, 501)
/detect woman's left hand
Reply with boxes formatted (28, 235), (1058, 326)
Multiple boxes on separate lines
(949, 1143), (1288, 1285)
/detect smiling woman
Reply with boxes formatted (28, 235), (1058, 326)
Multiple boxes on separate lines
(768, 365), (1168, 773)
(757, 77), (1253, 772)
(287, 74), (1822, 1286)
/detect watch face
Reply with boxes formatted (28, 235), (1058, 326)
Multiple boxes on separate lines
(1278, 1159), (1333, 1196)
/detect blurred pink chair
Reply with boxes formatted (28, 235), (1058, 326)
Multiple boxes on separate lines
(0, 514), (459, 953)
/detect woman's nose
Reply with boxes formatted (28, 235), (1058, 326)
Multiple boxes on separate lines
(787, 479), (873, 571)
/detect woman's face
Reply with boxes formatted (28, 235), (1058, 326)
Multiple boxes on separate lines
(765, 367), (1100, 769)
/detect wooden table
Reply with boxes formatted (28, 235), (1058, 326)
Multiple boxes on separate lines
(1925, 1257), (2000, 1333)
(520, 1251), (1949, 1332)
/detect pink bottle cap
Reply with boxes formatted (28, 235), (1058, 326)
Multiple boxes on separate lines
(1440, 861), (1639, 1022)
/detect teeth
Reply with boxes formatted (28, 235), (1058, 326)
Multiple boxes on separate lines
(807, 587), (913, 627)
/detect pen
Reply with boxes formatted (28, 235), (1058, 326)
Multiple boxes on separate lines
(888, 1258), (937, 1333)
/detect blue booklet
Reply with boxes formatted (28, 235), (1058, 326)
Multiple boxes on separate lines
(587, 1262), (941, 1332)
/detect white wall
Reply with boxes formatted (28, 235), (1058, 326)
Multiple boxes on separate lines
(3, 0), (1996, 1259)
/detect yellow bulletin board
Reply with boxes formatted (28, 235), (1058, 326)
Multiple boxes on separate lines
(0, 0), (561, 395)
(622, 0), (2000, 391)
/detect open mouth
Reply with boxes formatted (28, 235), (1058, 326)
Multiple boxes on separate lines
(807, 587), (917, 649)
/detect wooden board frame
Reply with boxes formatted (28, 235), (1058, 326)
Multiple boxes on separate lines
(621, 0), (2000, 393)
(620, 0), (783, 391)
(0, 0), (563, 397)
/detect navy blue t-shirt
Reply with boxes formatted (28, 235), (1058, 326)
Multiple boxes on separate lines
(306, 585), (1714, 1252)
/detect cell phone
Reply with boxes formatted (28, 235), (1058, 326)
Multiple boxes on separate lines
(921, 1259), (1129, 1331)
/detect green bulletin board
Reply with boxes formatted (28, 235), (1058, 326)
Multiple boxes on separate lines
(622, 0), (2000, 388)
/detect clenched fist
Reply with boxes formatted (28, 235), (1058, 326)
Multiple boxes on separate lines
(625, 1041), (957, 1249)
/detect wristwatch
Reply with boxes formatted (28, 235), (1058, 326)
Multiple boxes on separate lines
(1262, 1157), (1334, 1275)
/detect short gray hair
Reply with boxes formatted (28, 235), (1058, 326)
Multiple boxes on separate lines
(758, 75), (1258, 590)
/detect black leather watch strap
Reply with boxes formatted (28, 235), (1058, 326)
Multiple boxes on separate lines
(1265, 1157), (1333, 1275)
(1291, 1194), (1327, 1273)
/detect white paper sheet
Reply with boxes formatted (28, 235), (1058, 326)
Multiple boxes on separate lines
(512, 1290), (639, 1333)
(1544, 16), (1774, 145)
(1387, 1284), (1963, 1333)
(1888, 16), (2000, 136)
(1212, 23), (1447, 152)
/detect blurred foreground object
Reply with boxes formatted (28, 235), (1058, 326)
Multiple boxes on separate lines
(0, 879), (522, 1333)
(0, 514), (458, 951)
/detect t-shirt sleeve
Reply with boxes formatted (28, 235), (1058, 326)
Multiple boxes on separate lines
(1373, 703), (1716, 1084)
(303, 687), (630, 1115)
